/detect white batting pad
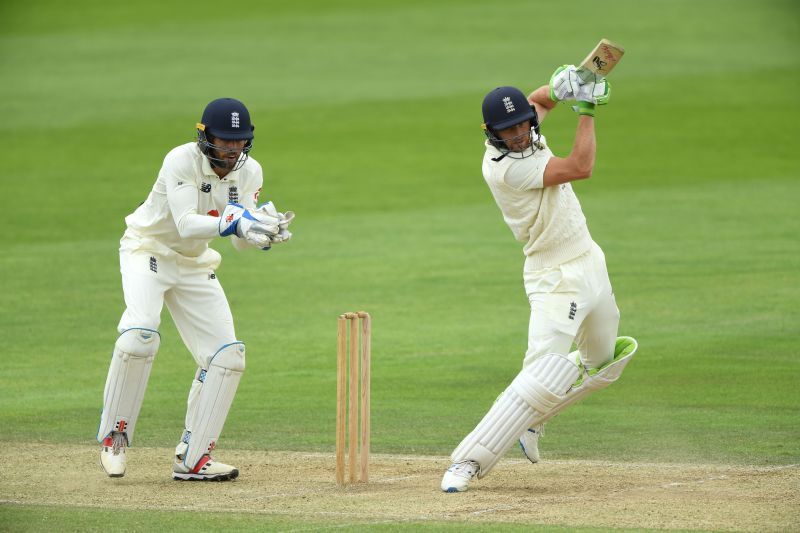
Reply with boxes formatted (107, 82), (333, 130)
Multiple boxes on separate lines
(181, 342), (245, 469)
(534, 336), (639, 427)
(97, 328), (160, 443)
(451, 353), (579, 477)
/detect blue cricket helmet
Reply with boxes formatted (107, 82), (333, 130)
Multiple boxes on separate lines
(481, 86), (541, 160)
(199, 98), (254, 140)
(196, 98), (254, 171)
(482, 86), (537, 131)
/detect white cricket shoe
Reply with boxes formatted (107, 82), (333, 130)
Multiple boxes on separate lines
(99, 431), (127, 478)
(519, 424), (544, 463)
(173, 455), (239, 481)
(441, 460), (479, 493)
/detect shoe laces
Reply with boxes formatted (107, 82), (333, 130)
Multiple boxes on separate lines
(448, 460), (479, 479)
(111, 432), (127, 455)
(532, 424), (545, 437)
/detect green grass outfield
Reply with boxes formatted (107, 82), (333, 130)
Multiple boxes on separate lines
(1, 0), (799, 529)
(0, 504), (637, 533)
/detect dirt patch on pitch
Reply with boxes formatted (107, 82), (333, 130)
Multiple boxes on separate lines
(1, 443), (798, 530)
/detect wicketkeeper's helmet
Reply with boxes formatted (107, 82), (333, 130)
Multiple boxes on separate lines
(481, 86), (541, 160)
(196, 98), (255, 171)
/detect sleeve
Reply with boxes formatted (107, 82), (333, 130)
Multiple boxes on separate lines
(240, 161), (264, 210)
(230, 161), (265, 251)
(503, 152), (551, 190)
(162, 153), (220, 239)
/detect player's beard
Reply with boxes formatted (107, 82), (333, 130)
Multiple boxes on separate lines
(211, 149), (241, 170)
(507, 130), (532, 152)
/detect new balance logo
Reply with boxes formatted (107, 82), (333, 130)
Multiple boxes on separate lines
(200, 182), (211, 193)
(231, 112), (240, 128)
(568, 302), (577, 320)
(149, 256), (158, 273)
(503, 96), (515, 113)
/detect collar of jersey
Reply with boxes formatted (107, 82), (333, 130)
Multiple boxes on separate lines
(201, 155), (238, 182)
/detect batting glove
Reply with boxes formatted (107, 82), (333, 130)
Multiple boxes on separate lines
(575, 76), (611, 105)
(571, 77), (611, 117)
(572, 101), (596, 117)
(549, 64), (579, 102)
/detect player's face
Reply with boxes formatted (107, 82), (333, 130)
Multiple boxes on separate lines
(497, 121), (532, 152)
(210, 138), (248, 170)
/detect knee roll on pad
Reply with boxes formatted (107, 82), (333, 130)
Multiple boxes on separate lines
(577, 336), (638, 389)
(511, 353), (580, 412)
(451, 353), (579, 477)
(181, 342), (246, 469)
(96, 328), (161, 444)
(539, 336), (638, 423)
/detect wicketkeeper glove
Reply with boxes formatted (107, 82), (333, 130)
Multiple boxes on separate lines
(255, 201), (295, 245)
(219, 203), (279, 240)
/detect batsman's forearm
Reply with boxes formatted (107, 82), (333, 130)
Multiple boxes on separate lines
(528, 85), (556, 121)
(569, 116), (596, 176)
(527, 86), (556, 110)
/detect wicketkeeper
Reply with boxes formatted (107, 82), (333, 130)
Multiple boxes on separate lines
(97, 98), (294, 481)
(441, 66), (638, 492)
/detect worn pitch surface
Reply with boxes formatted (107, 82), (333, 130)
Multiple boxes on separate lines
(2, 444), (797, 531)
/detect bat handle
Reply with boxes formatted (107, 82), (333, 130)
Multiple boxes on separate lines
(576, 68), (597, 83)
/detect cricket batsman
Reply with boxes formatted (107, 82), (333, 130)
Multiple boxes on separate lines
(97, 98), (294, 481)
(441, 67), (638, 492)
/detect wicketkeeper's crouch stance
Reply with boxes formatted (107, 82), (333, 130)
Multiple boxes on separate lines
(97, 98), (294, 481)
(441, 67), (638, 492)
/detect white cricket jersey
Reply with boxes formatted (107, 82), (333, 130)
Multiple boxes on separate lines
(121, 142), (263, 267)
(481, 133), (592, 270)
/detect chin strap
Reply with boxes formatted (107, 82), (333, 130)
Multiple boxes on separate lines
(488, 129), (542, 162)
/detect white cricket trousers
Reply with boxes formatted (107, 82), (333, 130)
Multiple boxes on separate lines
(523, 241), (620, 369)
(118, 250), (237, 369)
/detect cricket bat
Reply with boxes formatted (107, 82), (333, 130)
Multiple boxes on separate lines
(576, 38), (625, 82)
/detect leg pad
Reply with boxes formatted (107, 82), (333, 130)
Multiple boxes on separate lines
(180, 342), (246, 469)
(97, 328), (160, 443)
(451, 353), (579, 477)
(541, 336), (638, 420)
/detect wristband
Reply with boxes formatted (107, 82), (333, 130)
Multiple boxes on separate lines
(573, 101), (596, 117)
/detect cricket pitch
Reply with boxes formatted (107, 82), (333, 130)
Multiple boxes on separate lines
(2, 443), (797, 530)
